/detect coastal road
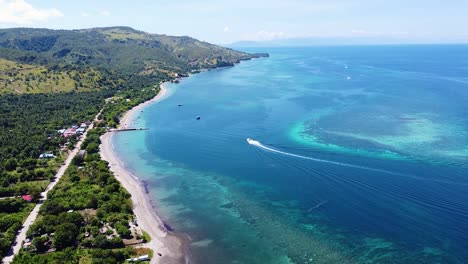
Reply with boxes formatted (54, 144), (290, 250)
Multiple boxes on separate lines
(2, 111), (101, 264)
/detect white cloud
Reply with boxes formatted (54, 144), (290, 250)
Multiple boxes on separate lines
(100, 10), (111, 17)
(81, 12), (90, 17)
(256, 30), (286, 41)
(223, 26), (230, 33)
(0, 0), (63, 25)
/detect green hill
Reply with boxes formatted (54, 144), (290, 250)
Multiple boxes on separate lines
(0, 58), (117, 93)
(0, 26), (266, 94)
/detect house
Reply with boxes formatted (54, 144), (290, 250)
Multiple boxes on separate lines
(57, 129), (66, 134)
(23, 241), (32, 249)
(39, 153), (55, 159)
(99, 226), (108, 234)
(80, 122), (87, 128)
(126, 255), (150, 262)
(63, 128), (77, 138)
(138, 255), (150, 261)
(76, 128), (86, 134)
(22, 195), (33, 202)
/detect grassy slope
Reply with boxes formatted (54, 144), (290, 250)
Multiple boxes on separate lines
(0, 27), (252, 94)
(0, 26), (258, 94)
(0, 59), (117, 94)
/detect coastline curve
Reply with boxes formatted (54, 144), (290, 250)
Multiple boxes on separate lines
(100, 83), (188, 264)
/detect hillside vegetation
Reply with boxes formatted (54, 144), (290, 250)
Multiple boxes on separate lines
(0, 59), (116, 94)
(0, 26), (265, 94)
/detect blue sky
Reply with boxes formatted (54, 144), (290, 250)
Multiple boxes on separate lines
(0, 0), (467, 44)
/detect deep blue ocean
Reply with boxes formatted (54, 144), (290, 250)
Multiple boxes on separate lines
(114, 45), (468, 263)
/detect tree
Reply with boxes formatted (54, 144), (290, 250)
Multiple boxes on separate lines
(0, 237), (12, 257)
(0, 215), (21, 232)
(92, 235), (109, 249)
(0, 199), (24, 213)
(85, 143), (99, 154)
(115, 223), (131, 238)
(33, 168), (48, 179)
(40, 200), (65, 215)
(60, 212), (83, 226)
(32, 236), (49, 252)
(87, 196), (98, 209)
(53, 223), (79, 249)
(29, 186), (42, 202)
(4, 158), (17, 171)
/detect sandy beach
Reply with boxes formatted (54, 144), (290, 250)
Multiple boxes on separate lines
(100, 83), (187, 264)
(119, 84), (171, 129)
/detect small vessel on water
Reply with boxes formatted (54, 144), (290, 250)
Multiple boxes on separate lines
(196, 116), (201, 120)
(246, 138), (261, 146)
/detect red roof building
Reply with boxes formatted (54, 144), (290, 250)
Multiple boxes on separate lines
(63, 128), (77, 138)
(21, 195), (33, 202)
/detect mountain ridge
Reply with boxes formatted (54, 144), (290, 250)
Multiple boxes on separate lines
(0, 26), (267, 94)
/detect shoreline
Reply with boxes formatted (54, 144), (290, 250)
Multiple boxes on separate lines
(119, 84), (171, 129)
(100, 83), (187, 264)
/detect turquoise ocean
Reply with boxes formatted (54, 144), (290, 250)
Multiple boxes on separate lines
(113, 45), (468, 263)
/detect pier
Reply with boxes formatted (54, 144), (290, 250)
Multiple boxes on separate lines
(109, 128), (149, 132)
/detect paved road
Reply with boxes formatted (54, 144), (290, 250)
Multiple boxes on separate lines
(2, 112), (101, 264)
(0, 197), (17, 200)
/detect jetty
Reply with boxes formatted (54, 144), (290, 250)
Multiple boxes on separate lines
(108, 128), (149, 132)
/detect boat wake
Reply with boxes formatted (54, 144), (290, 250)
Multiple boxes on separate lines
(248, 138), (468, 186)
(308, 201), (328, 212)
(246, 138), (405, 176)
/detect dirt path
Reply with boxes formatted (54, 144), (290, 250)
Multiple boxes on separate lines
(2, 110), (102, 264)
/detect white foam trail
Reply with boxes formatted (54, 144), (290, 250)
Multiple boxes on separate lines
(247, 138), (403, 176)
(248, 139), (468, 186)
(308, 201), (328, 212)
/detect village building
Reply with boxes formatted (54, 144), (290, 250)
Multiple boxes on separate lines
(126, 255), (150, 262)
(21, 195), (33, 202)
(39, 153), (55, 159)
(63, 128), (77, 138)
(76, 127), (86, 134)
(22, 241), (32, 249)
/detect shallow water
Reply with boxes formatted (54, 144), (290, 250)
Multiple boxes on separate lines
(114, 45), (468, 263)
